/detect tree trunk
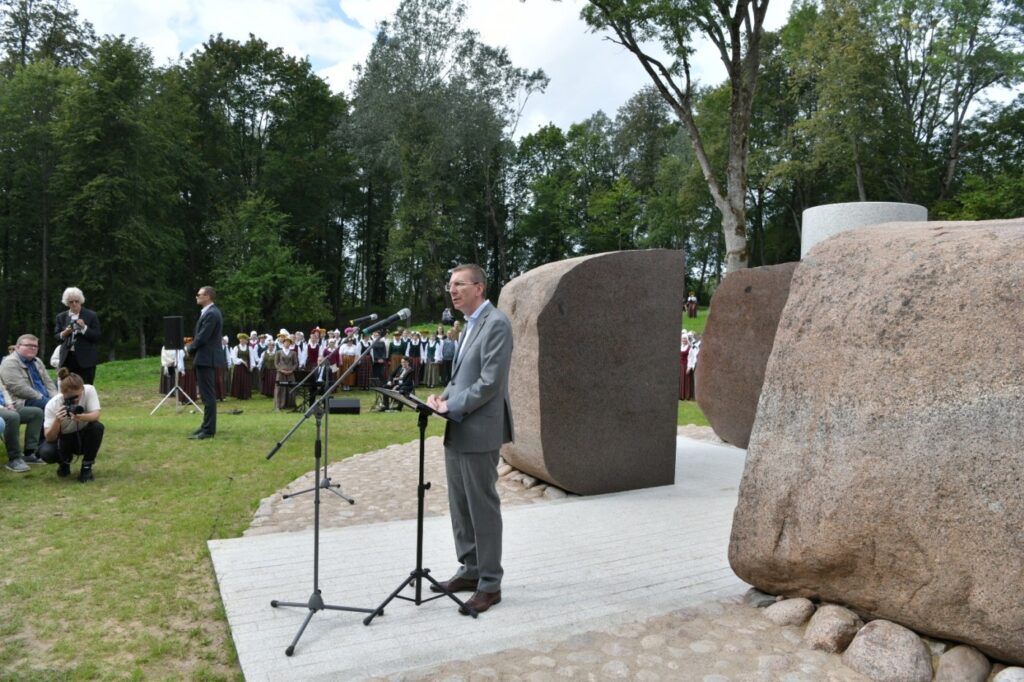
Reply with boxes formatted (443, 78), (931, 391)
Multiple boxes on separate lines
(138, 319), (146, 358)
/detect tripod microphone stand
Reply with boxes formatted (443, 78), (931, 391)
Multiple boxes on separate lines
(281, 356), (353, 503)
(363, 388), (477, 624)
(265, 344), (378, 656)
(151, 350), (201, 415)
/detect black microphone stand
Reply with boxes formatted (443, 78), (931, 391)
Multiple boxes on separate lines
(362, 389), (477, 624)
(265, 342), (378, 657)
(282, 355), (351, 502)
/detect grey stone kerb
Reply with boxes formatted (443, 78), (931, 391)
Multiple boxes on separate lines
(498, 250), (684, 495)
(801, 201), (927, 258)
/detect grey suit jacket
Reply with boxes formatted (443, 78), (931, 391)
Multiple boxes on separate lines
(441, 301), (514, 453)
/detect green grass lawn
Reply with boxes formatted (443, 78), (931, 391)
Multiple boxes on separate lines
(682, 306), (708, 335)
(0, 358), (705, 679)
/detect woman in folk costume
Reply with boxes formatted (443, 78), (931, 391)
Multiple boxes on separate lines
(686, 333), (700, 400)
(686, 292), (699, 318)
(250, 331), (264, 389)
(356, 333), (373, 389)
(159, 345), (184, 394)
(423, 331), (441, 388)
(338, 333), (359, 391)
(440, 329), (458, 385)
(679, 332), (692, 401)
(230, 332), (253, 400)
(178, 337), (198, 404)
(320, 335), (341, 383)
(305, 327), (324, 370)
(273, 335), (299, 411)
(293, 331), (308, 370)
(406, 331), (424, 386)
(260, 333), (278, 397)
(215, 336), (230, 400)
(388, 329), (405, 375)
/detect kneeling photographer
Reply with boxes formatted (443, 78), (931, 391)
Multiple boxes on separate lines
(39, 367), (104, 482)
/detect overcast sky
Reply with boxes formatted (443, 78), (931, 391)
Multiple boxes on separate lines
(71, 0), (793, 136)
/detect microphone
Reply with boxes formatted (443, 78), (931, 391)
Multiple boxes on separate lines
(361, 308), (411, 335)
(350, 313), (378, 326)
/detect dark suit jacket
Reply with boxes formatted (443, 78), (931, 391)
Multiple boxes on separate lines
(54, 307), (101, 368)
(388, 365), (415, 394)
(188, 304), (226, 368)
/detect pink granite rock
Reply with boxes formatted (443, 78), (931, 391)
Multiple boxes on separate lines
(729, 219), (1024, 664)
(695, 263), (797, 448)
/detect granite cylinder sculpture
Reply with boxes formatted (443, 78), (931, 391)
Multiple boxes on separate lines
(729, 219), (1024, 665)
(498, 250), (684, 495)
(801, 201), (926, 258)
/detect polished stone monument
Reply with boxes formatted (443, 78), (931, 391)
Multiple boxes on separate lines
(498, 250), (684, 495)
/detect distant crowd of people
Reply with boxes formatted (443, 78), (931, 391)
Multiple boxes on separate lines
(160, 320), (465, 412)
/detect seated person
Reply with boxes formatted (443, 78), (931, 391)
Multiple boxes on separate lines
(38, 368), (104, 482)
(381, 356), (415, 412)
(1, 380), (44, 472)
(0, 334), (57, 409)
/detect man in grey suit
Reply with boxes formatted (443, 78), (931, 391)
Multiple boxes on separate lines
(186, 285), (225, 439)
(427, 264), (514, 615)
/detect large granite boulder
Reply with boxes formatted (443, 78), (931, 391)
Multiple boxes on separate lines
(695, 262), (798, 448)
(498, 250), (684, 495)
(729, 219), (1024, 664)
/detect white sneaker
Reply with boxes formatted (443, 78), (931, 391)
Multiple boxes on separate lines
(5, 457), (30, 473)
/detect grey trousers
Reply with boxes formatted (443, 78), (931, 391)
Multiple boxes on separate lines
(1, 406), (43, 459)
(444, 447), (503, 593)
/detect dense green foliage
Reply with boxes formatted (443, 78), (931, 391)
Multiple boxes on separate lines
(1, 0), (1022, 357)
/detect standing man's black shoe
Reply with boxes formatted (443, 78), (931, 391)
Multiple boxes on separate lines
(188, 432), (214, 440)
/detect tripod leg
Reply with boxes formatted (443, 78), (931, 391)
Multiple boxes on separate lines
(421, 571), (477, 618)
(150, 389), (177, 415)
(363, 573), (416, 625)
(285, 608), (315, 657)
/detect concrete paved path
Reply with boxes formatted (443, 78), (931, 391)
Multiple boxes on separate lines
(208, 437), (749, 681)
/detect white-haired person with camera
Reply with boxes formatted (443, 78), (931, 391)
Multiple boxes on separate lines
(39, 367), (104, 482)
(55, 286), (101, 385)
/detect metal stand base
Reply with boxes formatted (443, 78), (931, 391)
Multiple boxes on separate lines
(363, 409), (476, 624)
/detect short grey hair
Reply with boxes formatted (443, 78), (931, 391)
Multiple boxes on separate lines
(62, 287), (85, 306)
(449, 264), (487, 293)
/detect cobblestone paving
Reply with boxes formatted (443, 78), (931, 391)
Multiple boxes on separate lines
(245, 426), (869, 681)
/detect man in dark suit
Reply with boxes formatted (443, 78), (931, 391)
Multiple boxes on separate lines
(55, 287), (101, 385)
(186, 286), (225, 439)
(382, 356), (415, 411)
(427, 264), (514, 615)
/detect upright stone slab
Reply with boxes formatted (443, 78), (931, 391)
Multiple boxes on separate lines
(729, 219), (1024, 665)
(498, 250), (684, 495)
(696, 262), (798, 448)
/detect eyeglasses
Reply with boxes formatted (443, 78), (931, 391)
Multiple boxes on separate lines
(445, 281), (479, 292)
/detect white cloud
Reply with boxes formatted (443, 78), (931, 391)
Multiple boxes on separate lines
(71, 0), (796, 132)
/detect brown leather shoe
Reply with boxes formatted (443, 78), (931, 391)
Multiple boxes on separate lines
(430, 575), (479, 594)
(459, 590), (501, 615)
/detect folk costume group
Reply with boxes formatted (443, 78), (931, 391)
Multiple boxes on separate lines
(162, 324), (463, 411)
